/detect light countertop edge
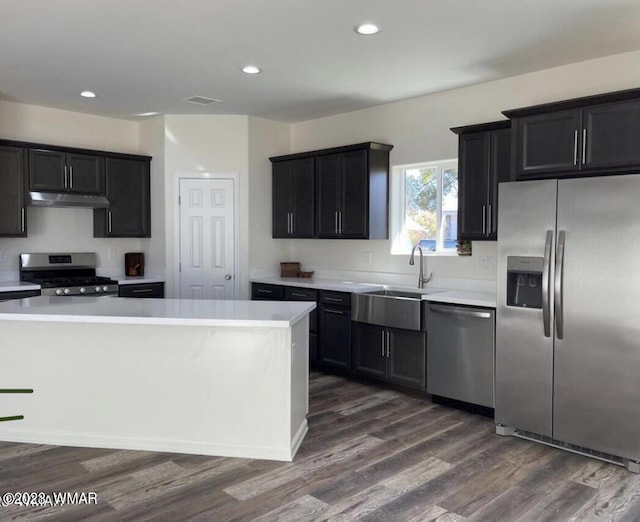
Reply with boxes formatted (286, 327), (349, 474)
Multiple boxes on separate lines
(251, 276), (384, 293)
(116, 277), (166, 285)
(0, 297), (316, 328)
(421, 291), (496, 308)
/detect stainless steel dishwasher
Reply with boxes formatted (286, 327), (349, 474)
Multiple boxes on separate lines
(426, 302), (495, 408)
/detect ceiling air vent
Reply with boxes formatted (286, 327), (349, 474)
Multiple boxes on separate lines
(183, 96), (221, 106)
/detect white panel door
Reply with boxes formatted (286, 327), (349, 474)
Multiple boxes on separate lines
(179, 178), (235, 299)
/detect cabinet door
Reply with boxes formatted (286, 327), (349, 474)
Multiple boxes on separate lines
(339, 149), (368, 238)
(272, 161), (292, 238)
(318, 304), (351, 370)
(387, 328), (426, 389)
(66, 153), (104, 194)
(290, 157), (314, 237)
(0, 146), (27, 236)
(315, 153), (341, 237)
(29, 148), (66, 191)
(583, 100), (640, 171)
(351, 322), (387, 380)
(458, 132), (490, 241)
(513, 110), (581, 178)
(284, 286), (318, 333)
(94, 157), (150, 237)
(0, 290), (41, 302)
(487, 127), (512, 239)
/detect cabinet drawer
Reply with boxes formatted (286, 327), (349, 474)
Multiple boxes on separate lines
(320, 290), (351, 307)
(0, 289), (41, 301)
(284, 287), (318, 301)
(251, 283), (284, 300)
(118, 282), (164, 298)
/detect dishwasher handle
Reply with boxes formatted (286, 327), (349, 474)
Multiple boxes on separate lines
(429, 305), (492, 319)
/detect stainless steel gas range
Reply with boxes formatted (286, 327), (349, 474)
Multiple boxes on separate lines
(20, 253), (118, 296)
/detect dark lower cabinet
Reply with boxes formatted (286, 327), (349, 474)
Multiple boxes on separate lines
(0, 290), (41, 302)
(318, 293), (351, 371)
(118, 282), (164, 298)
(0, 145), (27, 237)
(352, 321), (426, 390)
(94, 157), (151, 238)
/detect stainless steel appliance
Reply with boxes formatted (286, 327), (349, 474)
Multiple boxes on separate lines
(20, 253), (118, 296)
(426, 303), (495, 408)
(496, 175), (640, 473)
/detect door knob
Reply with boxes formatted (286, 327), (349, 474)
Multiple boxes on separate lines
(225, 274), (232, 280)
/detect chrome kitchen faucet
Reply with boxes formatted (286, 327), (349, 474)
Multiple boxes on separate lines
(409, 244), (433, 289)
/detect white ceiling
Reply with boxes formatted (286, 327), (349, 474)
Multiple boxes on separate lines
(2, 0), (640, 123)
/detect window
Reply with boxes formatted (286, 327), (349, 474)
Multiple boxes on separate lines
(392, 159), (458, 254)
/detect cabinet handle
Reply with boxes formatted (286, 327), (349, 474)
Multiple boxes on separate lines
(324, 308), (344, 315)
(108, 210), (112, 234)
(291, 212), (295, 234)
(429, 305), (492, 319)
(487, 205), (492, 235)
(21, 208), (25, 232)
(386, 330), (390, 357)
(381, 330), (386, 357)
(339, 211), (343, 235)
(582, 128), (587, 165)
(335, 211), (339, 234)
(324, 297), (344, 303)
(64, 165), (68, 188)
(132, 288), (153, 294)
(257, 289), (273, 294)
(290, 292), (309, 298)
(573, 130), (578, 165)
(482, 205), (486, 234)
(69, 165), (74, 188)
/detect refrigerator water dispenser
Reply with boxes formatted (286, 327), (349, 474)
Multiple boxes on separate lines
(506, 256), (543, 309)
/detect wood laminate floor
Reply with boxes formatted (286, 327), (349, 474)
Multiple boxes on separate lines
(0, 372), (639, 521)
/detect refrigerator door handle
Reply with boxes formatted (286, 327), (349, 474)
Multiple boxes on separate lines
(555, 230), (566, 339)
(542, 230), (553, 337)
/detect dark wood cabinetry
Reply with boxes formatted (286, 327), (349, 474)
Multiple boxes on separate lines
(0, 145), (27, 236)
(118, 282), (164, 298)
(352, 322), (426, 390)
(94, 157), (151, 238)
(318, 291), (351, 370)
(270, 142), (393, 240)
(29, 148), (103, 194)
(452, 121), (511, 241)
(272, 157), (314, 238)
(505, 89), (640, 179)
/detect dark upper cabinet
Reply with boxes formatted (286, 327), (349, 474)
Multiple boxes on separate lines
(272, 157), (314, 238)
(94, 157), (150, 238)
(29, 148), (103, 194)
(452, 121), (511, 241)
(504, 89), (640, 179)
(271, 142), (393, 240)
(0, 145), (27, 236)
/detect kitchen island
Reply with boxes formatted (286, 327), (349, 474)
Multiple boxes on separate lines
(0, 296), (315, 461)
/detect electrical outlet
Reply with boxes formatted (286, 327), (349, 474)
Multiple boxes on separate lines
(0, 251), (7, 264)
(480, 256), (494, 271)
(107, 248), (117, 260)
(364, 251), (372, 265)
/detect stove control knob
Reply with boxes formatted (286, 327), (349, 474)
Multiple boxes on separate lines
(95, 286), (102, 293)
(55, 289), (63, 296)
(63, 288), (71, 295)
(79, 287), (86, 294)
(102, 286), (109, 292)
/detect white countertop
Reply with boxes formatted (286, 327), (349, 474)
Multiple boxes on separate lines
(116, 277), (165, 285)
(0, 281), (41, 292)
(251, 277), (496, 307)
(251, 276), (384, 293)
(0, 296), (315, 327)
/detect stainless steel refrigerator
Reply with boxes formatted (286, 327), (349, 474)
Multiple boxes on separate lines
(496, 174), (640, 473)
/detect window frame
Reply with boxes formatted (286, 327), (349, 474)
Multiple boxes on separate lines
(390, 159), (458, 256)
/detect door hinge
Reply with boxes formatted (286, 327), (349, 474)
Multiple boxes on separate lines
(179, 262), (182, 273)
(178, 195), (181, 206)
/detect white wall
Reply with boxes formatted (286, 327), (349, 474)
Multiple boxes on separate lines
(286, 49), (640, 285)
(248, 117), (292, 275)
(138, 116), (166, 279)
(0, 100), (142, 280)
(163, 115), (250, 298)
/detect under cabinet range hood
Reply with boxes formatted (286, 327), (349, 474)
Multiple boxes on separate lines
(27, 191), (110, 209)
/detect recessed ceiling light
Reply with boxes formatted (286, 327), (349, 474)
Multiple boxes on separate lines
(80, 90), (96, 98)
(241, 65), (262, 75)
(354, 23), (380, 36)
(137, 112), (160, 117)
